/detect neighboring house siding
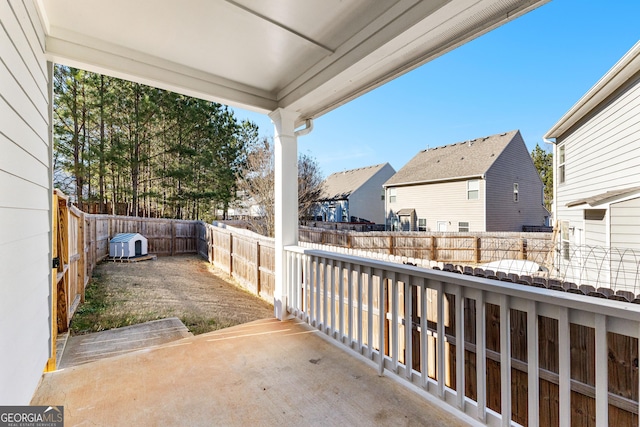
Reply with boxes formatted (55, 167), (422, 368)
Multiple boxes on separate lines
(610, 197), (640, 250)
(0, 1), (51, 404)
(610, 197), (640, 289)
(387, 180), (485, 231)
(485, 132), (547, 231)
(349, 163), (394, 224)
(555, 71), (640, 229)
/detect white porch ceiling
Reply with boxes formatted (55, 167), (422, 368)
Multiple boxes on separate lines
(38, 0), (547, 126)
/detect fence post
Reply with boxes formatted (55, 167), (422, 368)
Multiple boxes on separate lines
(431, 236), (437, 261)
(388, 235), (394, 255)
(474, 237), (481, 264)
(210, 226), (215, 264)
(229, 233), (234, 276)
(171, 221), (176, 256)
(256, 240), (261, 296)
(519, 238), (527, 260)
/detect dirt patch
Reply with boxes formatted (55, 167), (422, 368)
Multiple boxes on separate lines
(70, 255), (274, 335)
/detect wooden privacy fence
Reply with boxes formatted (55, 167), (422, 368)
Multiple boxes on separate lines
(300, 227), (554, 266)
(197, 222), (275, 303)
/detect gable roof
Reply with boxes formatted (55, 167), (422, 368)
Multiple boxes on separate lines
(384, 130), (519, 187)
(321, 163), (392, 201)
(110, 233), (144, 243)
(545, 41), (640, 140)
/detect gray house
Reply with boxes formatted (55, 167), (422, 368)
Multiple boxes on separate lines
(544, 41), (640, 290)
(384, 130), (549, 232)
(318, 163), (395, 225)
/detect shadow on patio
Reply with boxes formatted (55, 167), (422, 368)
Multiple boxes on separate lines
(32, 318), (472, 426)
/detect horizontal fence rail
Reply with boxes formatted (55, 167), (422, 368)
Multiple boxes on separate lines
(299, 227), (554, 266)
(285, 246), (640, 426)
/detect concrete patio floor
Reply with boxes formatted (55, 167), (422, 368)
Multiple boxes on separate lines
(32, 318), (474, 426)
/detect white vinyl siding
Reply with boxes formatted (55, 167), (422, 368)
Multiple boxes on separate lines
(610, 197), (640, 250)
(610, 197), (640, 291)
(386, 180), (484, 232)
(0, 1), (51, 405)
(485, 132), (548, 231)
(555, 70), (640, 232)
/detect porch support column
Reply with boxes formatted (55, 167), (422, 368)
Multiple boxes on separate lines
(269, 108), (299, 320)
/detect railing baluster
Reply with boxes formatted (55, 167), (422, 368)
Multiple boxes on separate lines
(527, 300), (539, 427)
(455, 286), (464, 410)
(391, 272), (399, 374)
(331, 262), (336, 338)
(367, 267), (374, 360)
(558, 306), (571, 427)
(378, 270), (386, 375)
(313, 257), (324, 328)
(437, 283), (445, 399)
(347, 263), (354, 346)
(500, 294), (512, 426)
(357, 264), (363, 353)
(595, 314), (608, 427)
(306, 257), (317, 326)
(476, 290), (487, 422)
(322, 258), (331, 334)
(404, 274), (412, 380)
(421, 279), (429, 391)
(339, 261), (345, 343)
(291, 252), (298, 315)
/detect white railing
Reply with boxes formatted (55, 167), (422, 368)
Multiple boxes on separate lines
(284, 245), (640, 427)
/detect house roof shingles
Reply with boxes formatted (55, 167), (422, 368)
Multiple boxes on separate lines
(384, 130), (519, 186)
(321, 163), (391, 201)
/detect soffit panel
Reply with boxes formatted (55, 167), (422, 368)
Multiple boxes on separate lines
(38, 0), (548, 119)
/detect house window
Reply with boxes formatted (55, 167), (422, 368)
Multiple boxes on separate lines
(458, 222), (469, 232)
(513, 183), (519, 202)
(467, 180), (479, 200)
(558, 144), (565, 184)
(418, 218), (427, 231)
(389, 188), (396, 203)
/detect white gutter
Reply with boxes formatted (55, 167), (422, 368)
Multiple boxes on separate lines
(294, 118), (313, 137)
(382, 174), (484, 188)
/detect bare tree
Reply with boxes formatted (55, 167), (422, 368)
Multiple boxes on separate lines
(238, 138), (324, 236)
(237, 138), (275, 236)
(298, 152), (324, 224)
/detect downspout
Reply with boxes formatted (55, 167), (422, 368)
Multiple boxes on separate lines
(294, 118), (313, 137)
(543, 137), (556, 227)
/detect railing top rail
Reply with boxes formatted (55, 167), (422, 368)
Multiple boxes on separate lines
(285, 245), (640, 321)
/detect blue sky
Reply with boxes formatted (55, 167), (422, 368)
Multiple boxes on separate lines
(232, 1), (640, 178)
